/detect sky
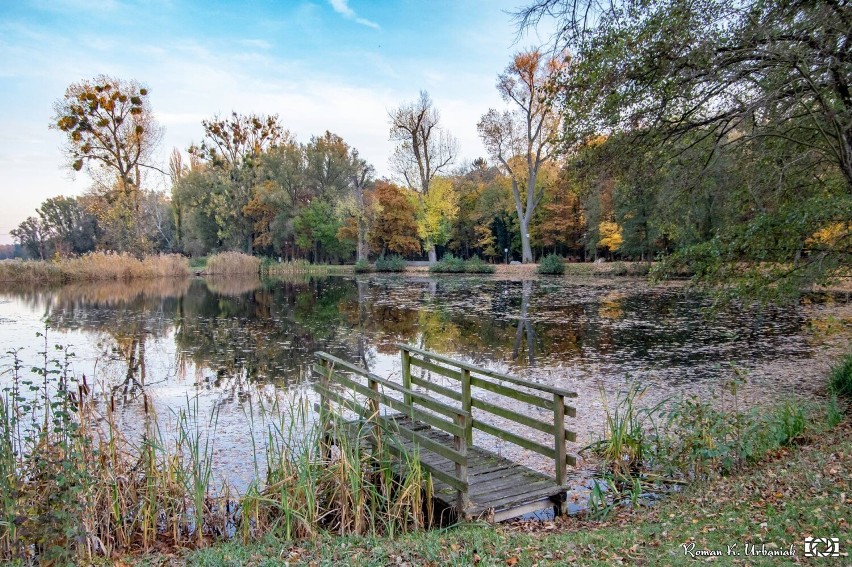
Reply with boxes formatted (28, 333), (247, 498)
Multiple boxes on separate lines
(0, 0), (553, 245)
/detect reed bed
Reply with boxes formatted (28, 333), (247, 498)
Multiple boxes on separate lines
(0, 340), (430, 564)
(0, 253), (189, 284)
(205, 252), (262, 275)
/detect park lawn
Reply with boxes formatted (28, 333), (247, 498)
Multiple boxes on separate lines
(129, 417), (850, 566)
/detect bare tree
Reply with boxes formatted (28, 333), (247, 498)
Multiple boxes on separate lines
(389, 90), (458, 263)
(478, 50), (564, 263)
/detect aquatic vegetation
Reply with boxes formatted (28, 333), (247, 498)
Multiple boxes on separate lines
(0, 252), (189, 283)
(0, 333), (430, 563)
(206, 251), (262, 275)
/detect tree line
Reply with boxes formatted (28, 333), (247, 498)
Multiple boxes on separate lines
(11, 0), (851, 297)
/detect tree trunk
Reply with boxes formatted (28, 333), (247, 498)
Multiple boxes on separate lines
(357, 218), (369, 262)
(519, 217), (533, 264)
(427, 243), (437, 264)
(510, 178), (535, 263)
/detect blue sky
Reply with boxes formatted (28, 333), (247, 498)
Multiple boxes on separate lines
(0, 0), (552, 244)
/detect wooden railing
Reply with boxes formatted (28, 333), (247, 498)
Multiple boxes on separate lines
(399, 344), (577, 486)
(313, 352), (472, 512)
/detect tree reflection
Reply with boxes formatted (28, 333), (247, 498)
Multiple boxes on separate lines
(512, 279), (537, 366)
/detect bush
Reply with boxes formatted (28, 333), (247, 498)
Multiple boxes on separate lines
(537, 253), (565, 275)
(464, 255), (495, 274)
(375, 255), (406, 272)
(829, 353), (852, 397)
(429, 254), (465, 273)
(354, 259), (372, 273)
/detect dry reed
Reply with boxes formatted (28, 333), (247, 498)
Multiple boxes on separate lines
(0, 253), (189, 284)
(205, 252), (262, 276)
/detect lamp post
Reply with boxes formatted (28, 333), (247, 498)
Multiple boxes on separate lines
(504, 248), (509, 265)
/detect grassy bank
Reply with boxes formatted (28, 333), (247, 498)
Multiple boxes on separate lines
(164, 410), (852, 566)
(0, 253), (189, 283)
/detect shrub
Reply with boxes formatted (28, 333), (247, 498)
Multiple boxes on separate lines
(206, 251), (261, 275)
(464, 255), (495, 274)
(829, 353), (852, 397)
(537, 253), (565, 275)
(375, 255), (406, 272)
(429, 254), (465, 273)
(354, 259), (372, 273)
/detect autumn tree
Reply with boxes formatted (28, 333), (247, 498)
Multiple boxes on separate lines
(478, 50), (564, 263)
(517, 0), (852, 298)
(336, 150), (375, 261)
(418, 176), (459, 255)
(187, 112), (289, 252)
(389, 90), (458, 263)
(367, 181), (421, 257)
(53, 75), (162, 196)
(52, 76), (165, 254)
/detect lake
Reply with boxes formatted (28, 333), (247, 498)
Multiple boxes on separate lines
(1, 274), (849, 489)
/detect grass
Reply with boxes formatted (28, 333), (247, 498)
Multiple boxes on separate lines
(264, 259), (352, 276)
(829, 352), (852, 397)
(162, 414), (852, 565)
(429, 254), (496, 274)
(0, 252), (189, 283)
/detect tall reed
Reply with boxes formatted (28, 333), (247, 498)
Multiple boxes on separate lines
(206, 252), (262, 275)
(0, 252), (189, 283)
(0, 334), (432, 564)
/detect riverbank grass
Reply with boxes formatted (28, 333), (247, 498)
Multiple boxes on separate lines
(176, 413), (852, 565)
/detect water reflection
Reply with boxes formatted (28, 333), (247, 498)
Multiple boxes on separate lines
(2, 275), (824, 393)
(2, 274), (845, 486)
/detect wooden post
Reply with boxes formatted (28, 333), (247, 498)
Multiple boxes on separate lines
(319, 360), (332, 459)
(454, 412), (469, 518)
(401, 348), (412, 406)
(554, 393), (566, 487)
(368, 375), (381, 451)
(461, 368), (473, 445)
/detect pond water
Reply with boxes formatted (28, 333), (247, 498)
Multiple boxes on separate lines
(1, 274), (849, 490)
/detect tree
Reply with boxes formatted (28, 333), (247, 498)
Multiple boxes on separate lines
(367, 181), (421, 257)
(189, 112), (290, 252)
(418, 176), (459, 255)
(337, 149), (375, 261)
(52, 75), (162, 196)
(52, 76), (165, 255)
(11, 217), (48, 260)
(517, 0), (852, 297)
(389, 90), (458, 263)
(37, 196), (97, 256)
(478, 50), (564, 263)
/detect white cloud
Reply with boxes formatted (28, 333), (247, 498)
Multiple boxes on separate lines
(328, 0), (380, 29)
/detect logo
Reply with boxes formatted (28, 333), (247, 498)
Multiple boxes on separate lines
(804, 537), (840, 557)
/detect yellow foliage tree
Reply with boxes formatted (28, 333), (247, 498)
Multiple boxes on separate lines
(598, 221), (623, 252)
(418, 176), (459, 249)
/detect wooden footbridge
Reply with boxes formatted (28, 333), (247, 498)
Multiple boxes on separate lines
(312, 344), (577, 522)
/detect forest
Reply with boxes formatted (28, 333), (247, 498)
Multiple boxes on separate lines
(9, 0), (851, 299)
